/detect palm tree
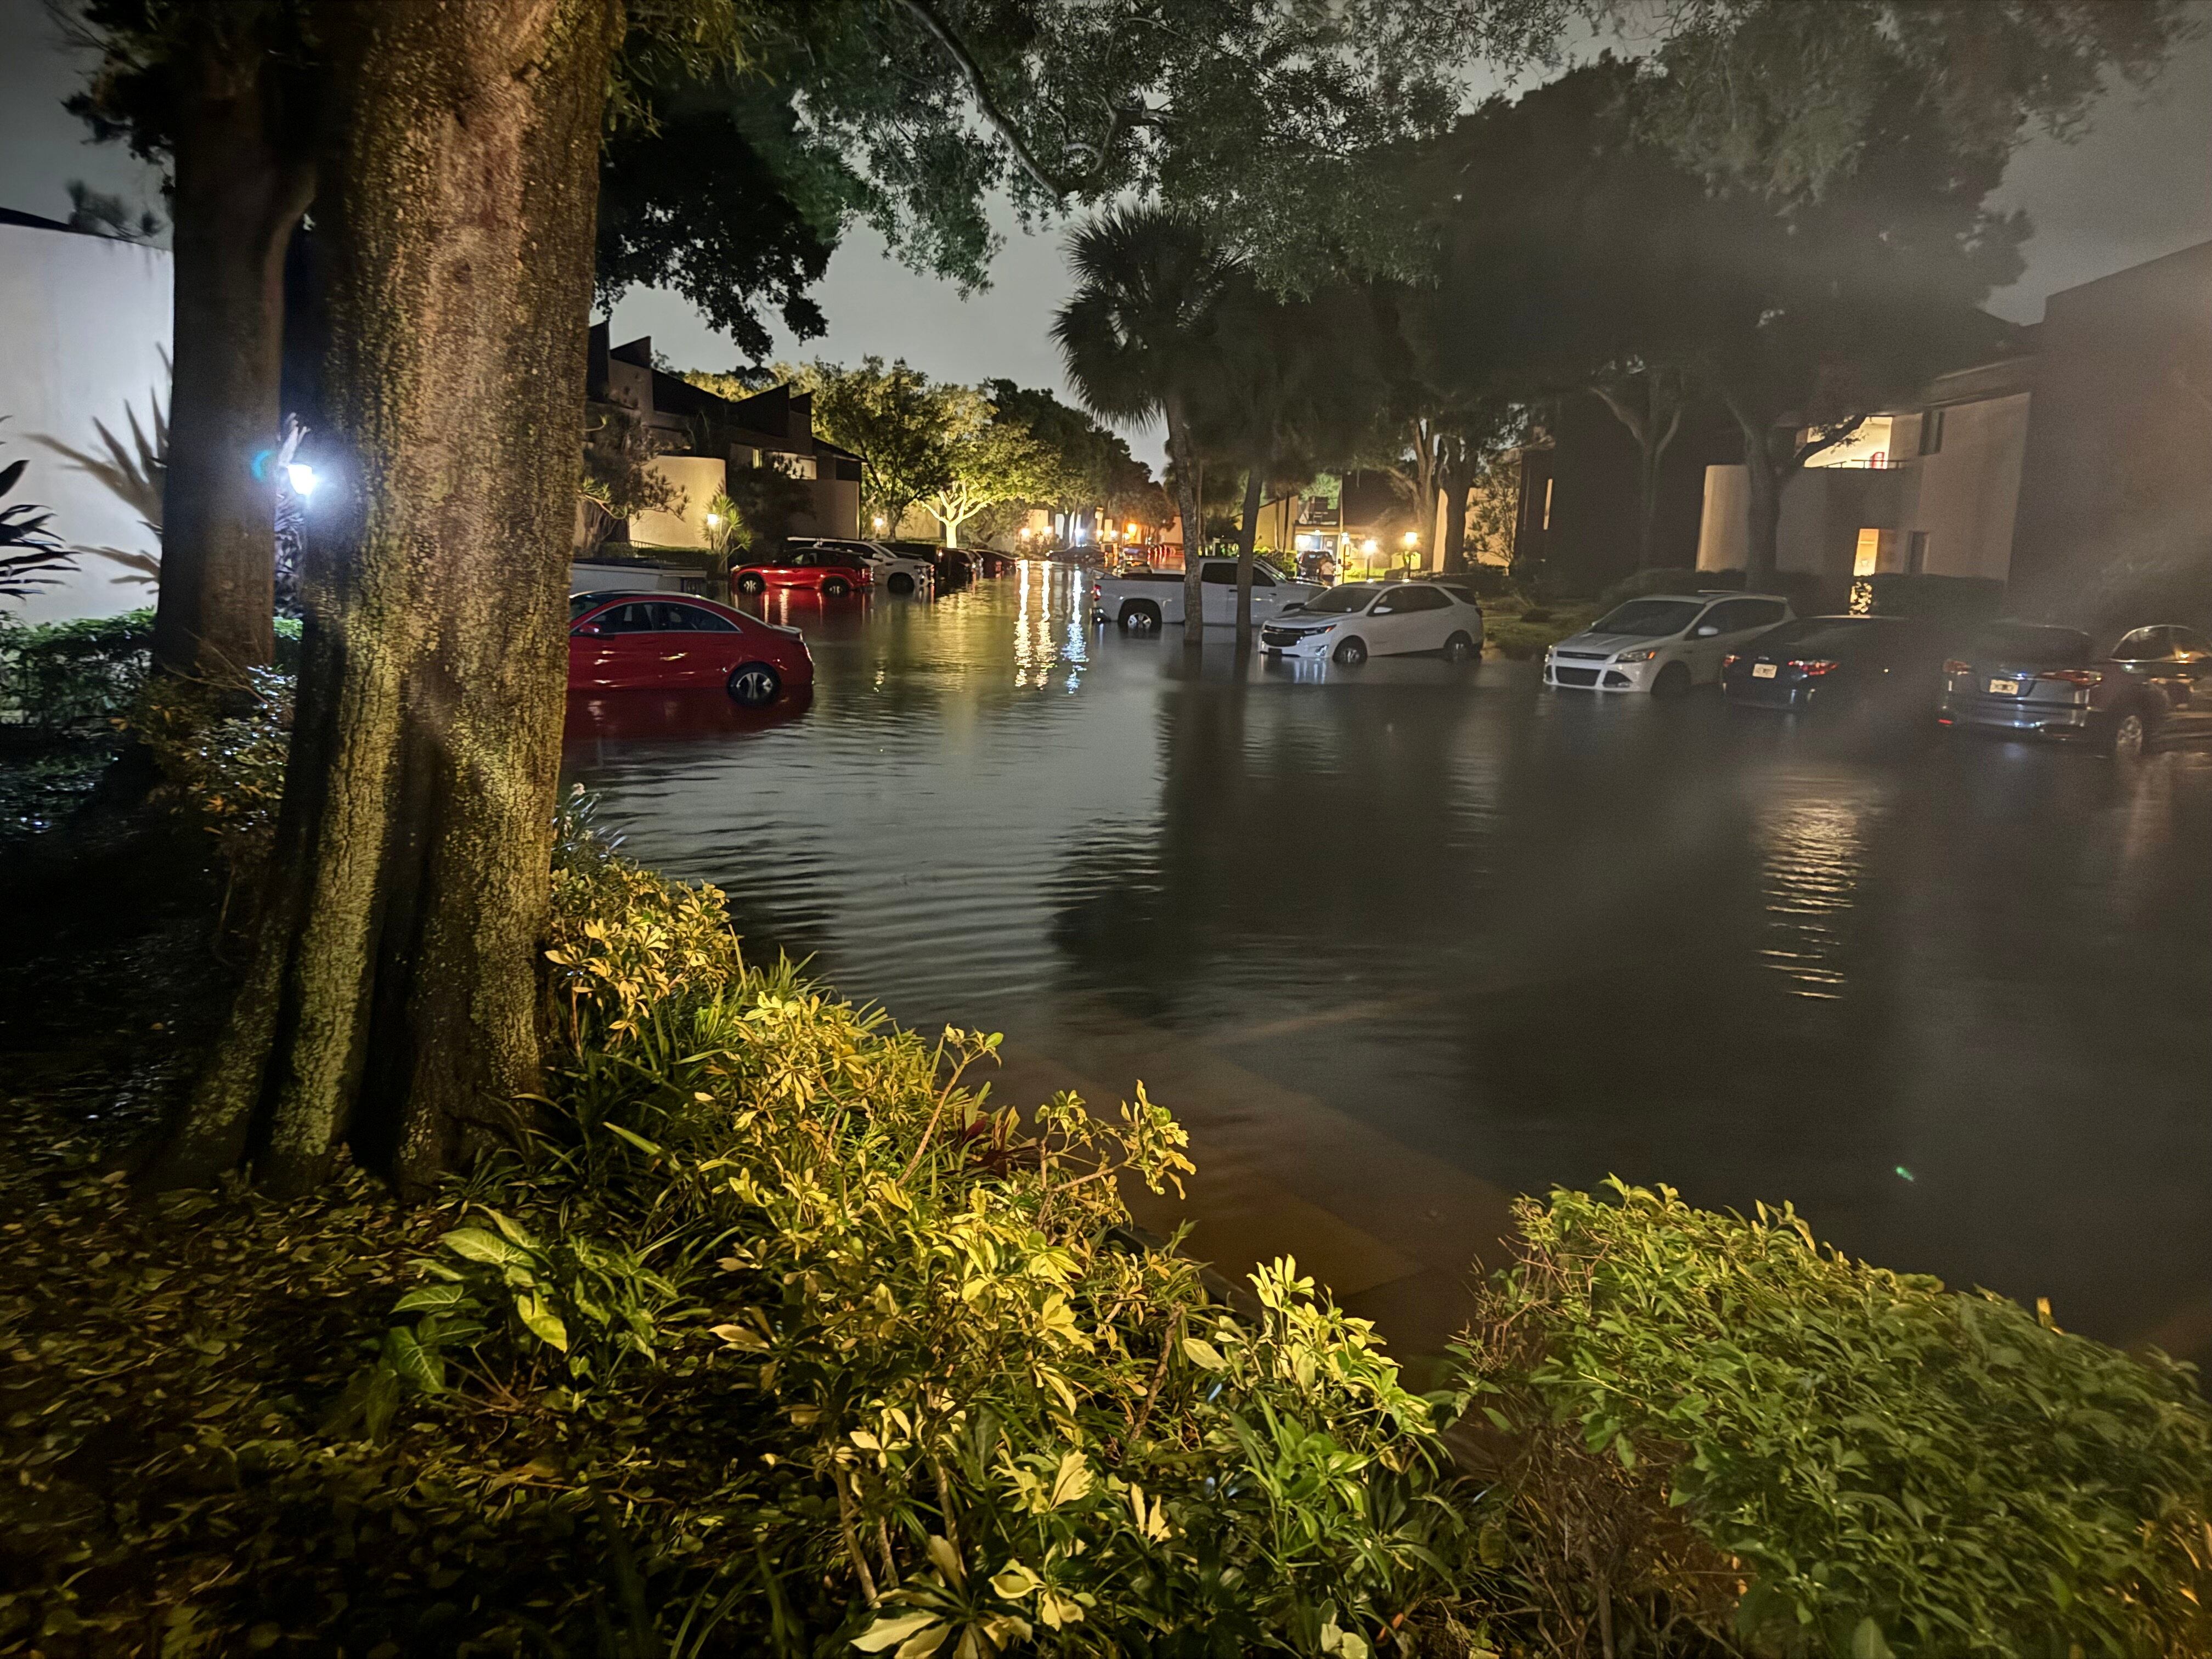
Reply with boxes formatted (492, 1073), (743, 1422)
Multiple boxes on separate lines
(1053, 205), (1238, 646)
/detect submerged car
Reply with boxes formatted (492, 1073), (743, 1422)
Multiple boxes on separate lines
(1938, 621), (2212, 757)
(569, 592), (812, 707)
(1259, 579), (1485, 665)
(732, 545), (874, 597)
(788, 537), (934, 596)
(1722, 616), (1957, 715)
(1545, 591), (1791, 695)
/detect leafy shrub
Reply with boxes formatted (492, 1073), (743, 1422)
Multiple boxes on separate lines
(1849, 574), (2005, 625)
(1458, 1181), (2212, 1659)
(0, 608), (154, 736)
(128, 665), (295, 902)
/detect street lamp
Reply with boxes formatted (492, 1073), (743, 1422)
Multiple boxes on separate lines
(872, 515), (887, 533)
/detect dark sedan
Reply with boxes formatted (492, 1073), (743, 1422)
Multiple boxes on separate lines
(1721, 616), (1952, 715)
(1938, 621), (2212, 757)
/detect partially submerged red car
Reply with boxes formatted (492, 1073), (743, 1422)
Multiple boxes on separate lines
(731, 545), (874, 597)
(568, 592), (812, 706)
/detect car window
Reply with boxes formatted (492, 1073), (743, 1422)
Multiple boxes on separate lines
(1440, 586), (1480, 608)
(571, 593), (610, 621)
(2113, 628), (2170, 662)
(595, 603), (656, 633)
(2171, 627), (2212, 659)
(1252, 568), (1276, 588)
(662, 602), (738, 633)
(1200, 562), (1238, 585)
(1303, 585), (1380, 615)
(1379, 586), (1449, 613)
(1701, 599), (1778, 635)
(1760, 618), (1906, 657)
(1971, 623), (2092, 667)
(1592, 598), (1702, 637)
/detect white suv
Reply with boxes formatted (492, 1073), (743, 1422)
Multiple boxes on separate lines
(1545, 591), (1792, 695)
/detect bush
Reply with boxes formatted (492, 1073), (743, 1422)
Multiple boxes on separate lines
(0, 608), (154, 737)
(1458, 1181), (2212, 1659)
(3, 822), (1474, 1658)
(0, 610), (303, 741)
(1851, 574), (2006, 625)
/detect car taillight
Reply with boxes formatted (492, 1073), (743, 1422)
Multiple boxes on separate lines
(1942, 659), (1971, 675)
(1722, 653), (1739, 668)
(1789, 659), (1840, 676)
(2042, 668), (2103, 687)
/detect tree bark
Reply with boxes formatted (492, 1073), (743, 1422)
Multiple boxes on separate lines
(1590, 375), (1685, 573)
(151, 0), (621, 1195)
(1233, 459), (1266, 652)
(1441, 470), (1470, 573)
(1733, 405), (1785, 584)
(154, 40), (315, 681)
(1165, 391), (1205, 647)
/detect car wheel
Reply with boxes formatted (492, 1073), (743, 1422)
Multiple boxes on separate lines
(2100, 707), (2151, 759)
(1332, 636), (1368, 667)
(823, 578), (850, 598)
(1652, 662), (1692, 698)
(1120, 601), (1161, 633)
(1443, 631), (1476, 663)
(888, 573), (914, 595)
(736, 574), (765, 594)
(726, 663), (781, 707)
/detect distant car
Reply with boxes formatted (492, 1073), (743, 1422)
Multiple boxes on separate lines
(1722, 615), (1957, 715)
(1259, 579), (1486, 665)
(732, 545), (874, 597)
(569, 592), (812, 707)
(888, 540), (975, 588)
(788, 537), (934, 596)
(1938, 621), (2212, 757)
(1545, 591), (1792, 696)
(1093, 556), (1324, 631)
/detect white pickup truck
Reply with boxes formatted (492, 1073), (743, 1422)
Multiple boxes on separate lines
(1091, 557), (1325, 631)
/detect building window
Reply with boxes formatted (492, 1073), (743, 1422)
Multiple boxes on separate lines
(1541, 476), (1554, 531)
(1918, 407), (1946, 456)
(1853, 528), (1882, 577)
(1907, 530), (1929, 575)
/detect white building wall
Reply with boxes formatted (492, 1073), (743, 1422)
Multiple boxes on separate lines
(0, 223), (171, 624)
(627, 454), (724, 549)
(1897, 392), (2030, 580)
(1696, 466), (1750, 571)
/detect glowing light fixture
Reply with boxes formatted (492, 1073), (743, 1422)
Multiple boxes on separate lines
(285, 462), (319, 498)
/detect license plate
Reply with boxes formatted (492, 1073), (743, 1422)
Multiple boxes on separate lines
(1988, 678), (2020, 695)
(1751, 662), (1778, 679)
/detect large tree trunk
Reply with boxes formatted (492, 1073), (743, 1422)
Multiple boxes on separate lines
(1735, 408), (1785, 584)
(151, 0), (620, 1195)
(1233, 459), (1266, 652)
(1165, 392), (1205, 647)
(1441, 470), (1470, 573)
(1590, 376), (1685, 573)
(154, 42), (315, 681)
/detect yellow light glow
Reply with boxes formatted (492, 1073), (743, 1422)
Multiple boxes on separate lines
(1402, 532), (1418, 546)
(1363, 538), (1379, 555)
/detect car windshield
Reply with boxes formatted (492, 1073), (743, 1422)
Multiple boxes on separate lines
(1969, 623), (2091, 667)
(1303, 585), (1379, 615)
(1590, 599), (1702, 637)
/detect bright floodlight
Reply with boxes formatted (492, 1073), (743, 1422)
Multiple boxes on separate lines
(286, 463), (319, 497)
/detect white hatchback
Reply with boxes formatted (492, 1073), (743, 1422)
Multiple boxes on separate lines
(1544, 591), (1791, 695)
(1259, 579), (1486, 665)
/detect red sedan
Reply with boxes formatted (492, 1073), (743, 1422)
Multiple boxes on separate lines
(732, 546), (873, 597)
(568, 592), (812, 706)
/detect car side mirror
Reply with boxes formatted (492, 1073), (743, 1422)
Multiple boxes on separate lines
(572, 623), (606, 637)
(1694, 624), (1722, 638)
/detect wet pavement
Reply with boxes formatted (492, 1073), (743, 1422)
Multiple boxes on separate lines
(563, 563), (2212, 1368)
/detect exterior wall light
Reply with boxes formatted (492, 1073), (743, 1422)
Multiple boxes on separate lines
(285, 463), (319, 497)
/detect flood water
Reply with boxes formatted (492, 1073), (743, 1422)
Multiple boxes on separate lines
(565, 563), (2212, 1368)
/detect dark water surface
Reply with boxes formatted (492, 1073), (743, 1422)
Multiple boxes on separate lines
(565, 564), (2212, 1365)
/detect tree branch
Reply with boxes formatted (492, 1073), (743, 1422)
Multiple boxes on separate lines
(892, 0), (1071, 200)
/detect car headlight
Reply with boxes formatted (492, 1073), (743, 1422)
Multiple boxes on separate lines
(1613, 647), (1660, 663)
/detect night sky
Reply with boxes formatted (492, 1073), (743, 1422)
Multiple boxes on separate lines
(5, 0), (2208, 465)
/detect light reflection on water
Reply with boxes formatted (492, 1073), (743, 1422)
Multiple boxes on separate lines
(565, 563), (2212, 1366)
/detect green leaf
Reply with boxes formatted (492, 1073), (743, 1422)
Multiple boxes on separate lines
(515, 1292), (569, 1352)
(1850, 1616), (1895, 1659)
(392, 1282), (470, 1315)
(1181, 1336), (1227, 1371)
(603, 1121), (664, 1157)
(851, 1611), (941, 1652)
(443, 1227), (531, 1268)
(382, 1326), (446, 1393)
